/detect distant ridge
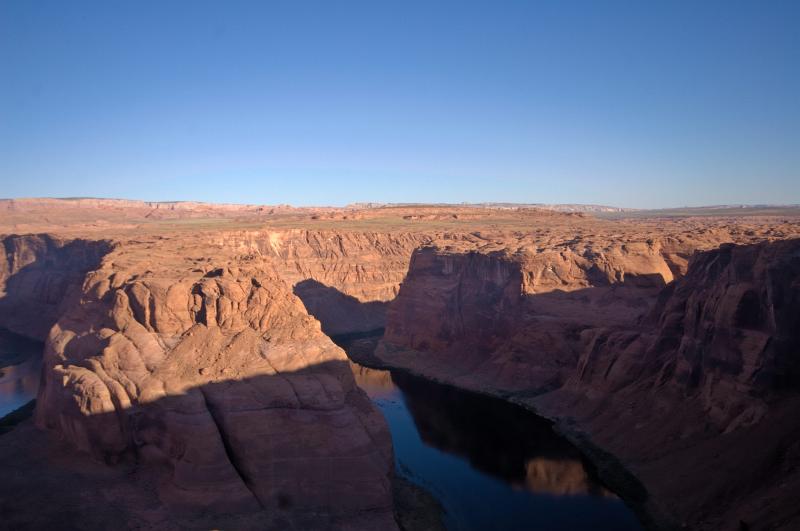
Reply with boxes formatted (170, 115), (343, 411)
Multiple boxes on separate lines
(1, 197), (797, 217)
(345, 202), (635, 213)
(597, 204), (800, 219)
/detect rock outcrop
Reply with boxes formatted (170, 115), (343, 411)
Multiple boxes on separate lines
(31, 240), (397, 529)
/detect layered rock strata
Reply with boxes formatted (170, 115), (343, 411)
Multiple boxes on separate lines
(2, 207), (800, 530)
(378, 238), (800, 530)
(26, 238), (396, 529)
(0, 234), (113, 339)
(215, 230), (432, 335)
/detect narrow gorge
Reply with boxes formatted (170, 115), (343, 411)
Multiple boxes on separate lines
(1, 202), (799, 530)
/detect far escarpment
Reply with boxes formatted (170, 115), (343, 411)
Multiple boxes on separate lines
(378, 238), (800, 530)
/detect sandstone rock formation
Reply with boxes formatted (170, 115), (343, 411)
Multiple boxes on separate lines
(2, 234), (397, 529)
(58, 258), (393, 527)
(378, 236), (800, 530)
(249, 229), (431, 335)
(0, 234), (113, 339)
(1, 202), (800, 529)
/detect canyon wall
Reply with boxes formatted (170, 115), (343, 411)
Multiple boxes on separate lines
(24, 236), (397, 529)
(379, 238), (800, 530)
(212, 230), (433, 335)
(569, 239), (800, 407)
(5, 218), (800, 529)
(0, 234), (113, 339)
(382, 238), (691, 393)
(556, 239), (800, 530)
(385, 248), (524, 355)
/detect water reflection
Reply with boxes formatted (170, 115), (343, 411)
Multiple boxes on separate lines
(525, 457), (604, 496)
(341, 336), (641, 531)
(350, 361), (396, 397)
(0, 329), (43, 418)
(389, 369), (611, 498)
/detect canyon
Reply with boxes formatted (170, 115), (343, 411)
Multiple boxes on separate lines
(1, 199), (799, 530)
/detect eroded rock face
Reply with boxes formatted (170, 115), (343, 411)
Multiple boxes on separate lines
(0, 234), (113, 339)
(33, 243), (396, 529)
(560, 239), (800, 429)
(3, 205), (800, 530)
(215, 230), (433, 335)
(651, 240), (800, 391)
(379, 238), (800, 530)
(385, 248), (524, 355)
(560, 240), (800, 530)
(382, 238), (688, 393)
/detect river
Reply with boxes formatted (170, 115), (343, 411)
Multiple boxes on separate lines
(343, 334), (642, 531)
(0, 329), (43, 418)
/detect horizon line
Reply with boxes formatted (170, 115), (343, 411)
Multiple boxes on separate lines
(2, 196), (800, 212)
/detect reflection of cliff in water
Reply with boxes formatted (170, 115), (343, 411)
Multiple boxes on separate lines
(390, 369), (611, 497)
(525, 457), (608, 496)
(349, 362), (395, 397)
(0, 329), (44, 418)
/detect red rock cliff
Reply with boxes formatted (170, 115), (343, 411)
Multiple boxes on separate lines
(32, 236), (397, 529)
(380, 238), (800, 530)
(0, 234), (113, 339)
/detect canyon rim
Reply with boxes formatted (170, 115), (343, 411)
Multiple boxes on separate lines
(0, 199), (799, 530)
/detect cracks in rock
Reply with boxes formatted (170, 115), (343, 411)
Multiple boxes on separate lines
(261, 354), (306, 408)
(198, 387), (264, 508)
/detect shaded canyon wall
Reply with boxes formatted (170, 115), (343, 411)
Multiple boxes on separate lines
(379, 238), (800, 530)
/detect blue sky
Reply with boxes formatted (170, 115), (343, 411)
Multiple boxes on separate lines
(1, 1), (798, 208)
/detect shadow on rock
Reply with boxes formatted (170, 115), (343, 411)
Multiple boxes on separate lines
(293, 278), (388, 336)
(3, 359), (397, 530)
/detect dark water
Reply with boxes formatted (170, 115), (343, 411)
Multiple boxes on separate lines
(343, 338), (642, 531)
(0, 329), (43, 418)
(0, 326), (642, 530)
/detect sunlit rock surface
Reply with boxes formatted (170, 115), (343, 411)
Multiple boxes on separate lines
(1, 201), (800, 529)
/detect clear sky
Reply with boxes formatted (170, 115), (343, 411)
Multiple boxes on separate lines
(1, 1), (798, 208)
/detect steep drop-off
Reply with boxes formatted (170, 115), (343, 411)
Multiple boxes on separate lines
(378, 238), (800, 530)
(3, 235), (398, 529)
(382, 238), (693, 394)
(3, 210), (800, 530)
(212, 230), (433, 335)
(0, 234), (113, 339)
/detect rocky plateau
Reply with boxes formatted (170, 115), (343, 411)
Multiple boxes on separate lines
(1, 199), (800, 530)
